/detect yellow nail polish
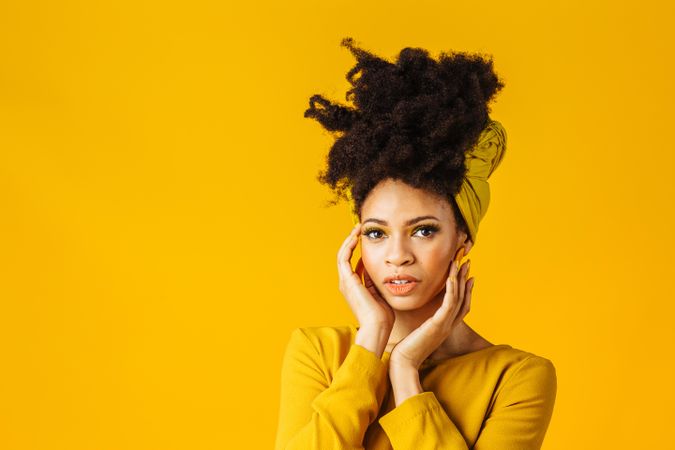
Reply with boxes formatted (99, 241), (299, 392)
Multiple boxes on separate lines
(456, 247), (465, 263)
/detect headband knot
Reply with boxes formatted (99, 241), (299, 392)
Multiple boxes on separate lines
(453, 119), (507, 244)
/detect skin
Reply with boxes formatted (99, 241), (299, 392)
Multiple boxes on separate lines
(337, 178), (494, 407)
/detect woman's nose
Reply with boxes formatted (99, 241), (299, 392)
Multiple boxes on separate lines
(385, 235), (413, 266)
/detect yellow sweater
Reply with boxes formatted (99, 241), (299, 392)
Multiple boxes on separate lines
(274, 325), (557, 450)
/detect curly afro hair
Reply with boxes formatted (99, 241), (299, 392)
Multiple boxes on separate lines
(304, 37), (505, 239)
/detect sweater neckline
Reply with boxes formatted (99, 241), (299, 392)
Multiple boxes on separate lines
(411, 344), (512, 367)
(352, 325), (511, 366)
(397, 343), (512, 369)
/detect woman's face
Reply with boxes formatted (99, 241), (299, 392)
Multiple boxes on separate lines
(359, 178), (471, 311)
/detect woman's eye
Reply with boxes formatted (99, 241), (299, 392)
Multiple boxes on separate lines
(363, 229), (383, 239)
(414, 226), (439, 238)
(362, 225), (438, 240)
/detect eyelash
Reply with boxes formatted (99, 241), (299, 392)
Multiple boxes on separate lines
(361, 224), (440, 240)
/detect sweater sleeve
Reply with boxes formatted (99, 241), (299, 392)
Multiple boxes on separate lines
(274, 327), (389, 450)
(378, 355), (557, 450)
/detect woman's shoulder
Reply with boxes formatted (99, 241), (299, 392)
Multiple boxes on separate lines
(486, 344), (556, 374)
(422, 340), (556, 383)
(453, 342), (556, 375)
(482, 345), (558, 408)
(290, 324), (357, 350)
(473, 342), (554, 362)
(460, 344), (557, 397)
(285, 325), (359, 368)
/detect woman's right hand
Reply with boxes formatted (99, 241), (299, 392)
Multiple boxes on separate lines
(337, 223), (395, 332)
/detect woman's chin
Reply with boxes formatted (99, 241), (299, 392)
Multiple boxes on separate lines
(385, 294), (429, 311)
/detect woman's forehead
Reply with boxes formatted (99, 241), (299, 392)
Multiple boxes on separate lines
(362, 180), (452, 217)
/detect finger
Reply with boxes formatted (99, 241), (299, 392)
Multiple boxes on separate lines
(457, 260), (469, 307)
(450, 260), (462, 318)
(437, 261), (453, 314)
(337, 223), (361, 281)
(456, 247), (466, 264)
(454, 261), (469, 321)
(363, 268), (382, 300)
(460, 277), (474, 319)
(355, 257), (364, 282)
(450, 259), (460, 303)
(437, 260), (459, 317)
(363, 266), (374, 288)
(337, 223), (360, 259)
(337, 223), (360, 266)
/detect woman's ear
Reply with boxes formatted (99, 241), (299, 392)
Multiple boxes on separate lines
(463, 238), (474, 255)
(457, 235), (473, 260)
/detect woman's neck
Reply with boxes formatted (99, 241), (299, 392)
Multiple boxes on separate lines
(385, 294), (490, 357)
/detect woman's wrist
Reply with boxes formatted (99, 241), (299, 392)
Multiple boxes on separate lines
(389, 363), (423, 406)
(355, 324), (392, 358)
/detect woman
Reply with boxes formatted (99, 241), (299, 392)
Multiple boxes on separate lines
(274, 37), (557, 450)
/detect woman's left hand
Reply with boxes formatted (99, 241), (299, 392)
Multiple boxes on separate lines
(389, 255), (474, 370)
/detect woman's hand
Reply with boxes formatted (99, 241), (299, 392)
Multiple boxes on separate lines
(337, 223), (395, 331)
(389, 253), (474, 370)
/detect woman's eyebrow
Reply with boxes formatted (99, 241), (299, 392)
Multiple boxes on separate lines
(362, 215), (440, 226)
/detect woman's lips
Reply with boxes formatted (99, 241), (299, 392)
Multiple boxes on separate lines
(385, 281), (418, 295)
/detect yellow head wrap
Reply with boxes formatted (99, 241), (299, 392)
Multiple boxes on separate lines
(346, 119), (507, 244)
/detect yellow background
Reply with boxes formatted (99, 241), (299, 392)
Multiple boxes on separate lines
(1, 1), (674, 449)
